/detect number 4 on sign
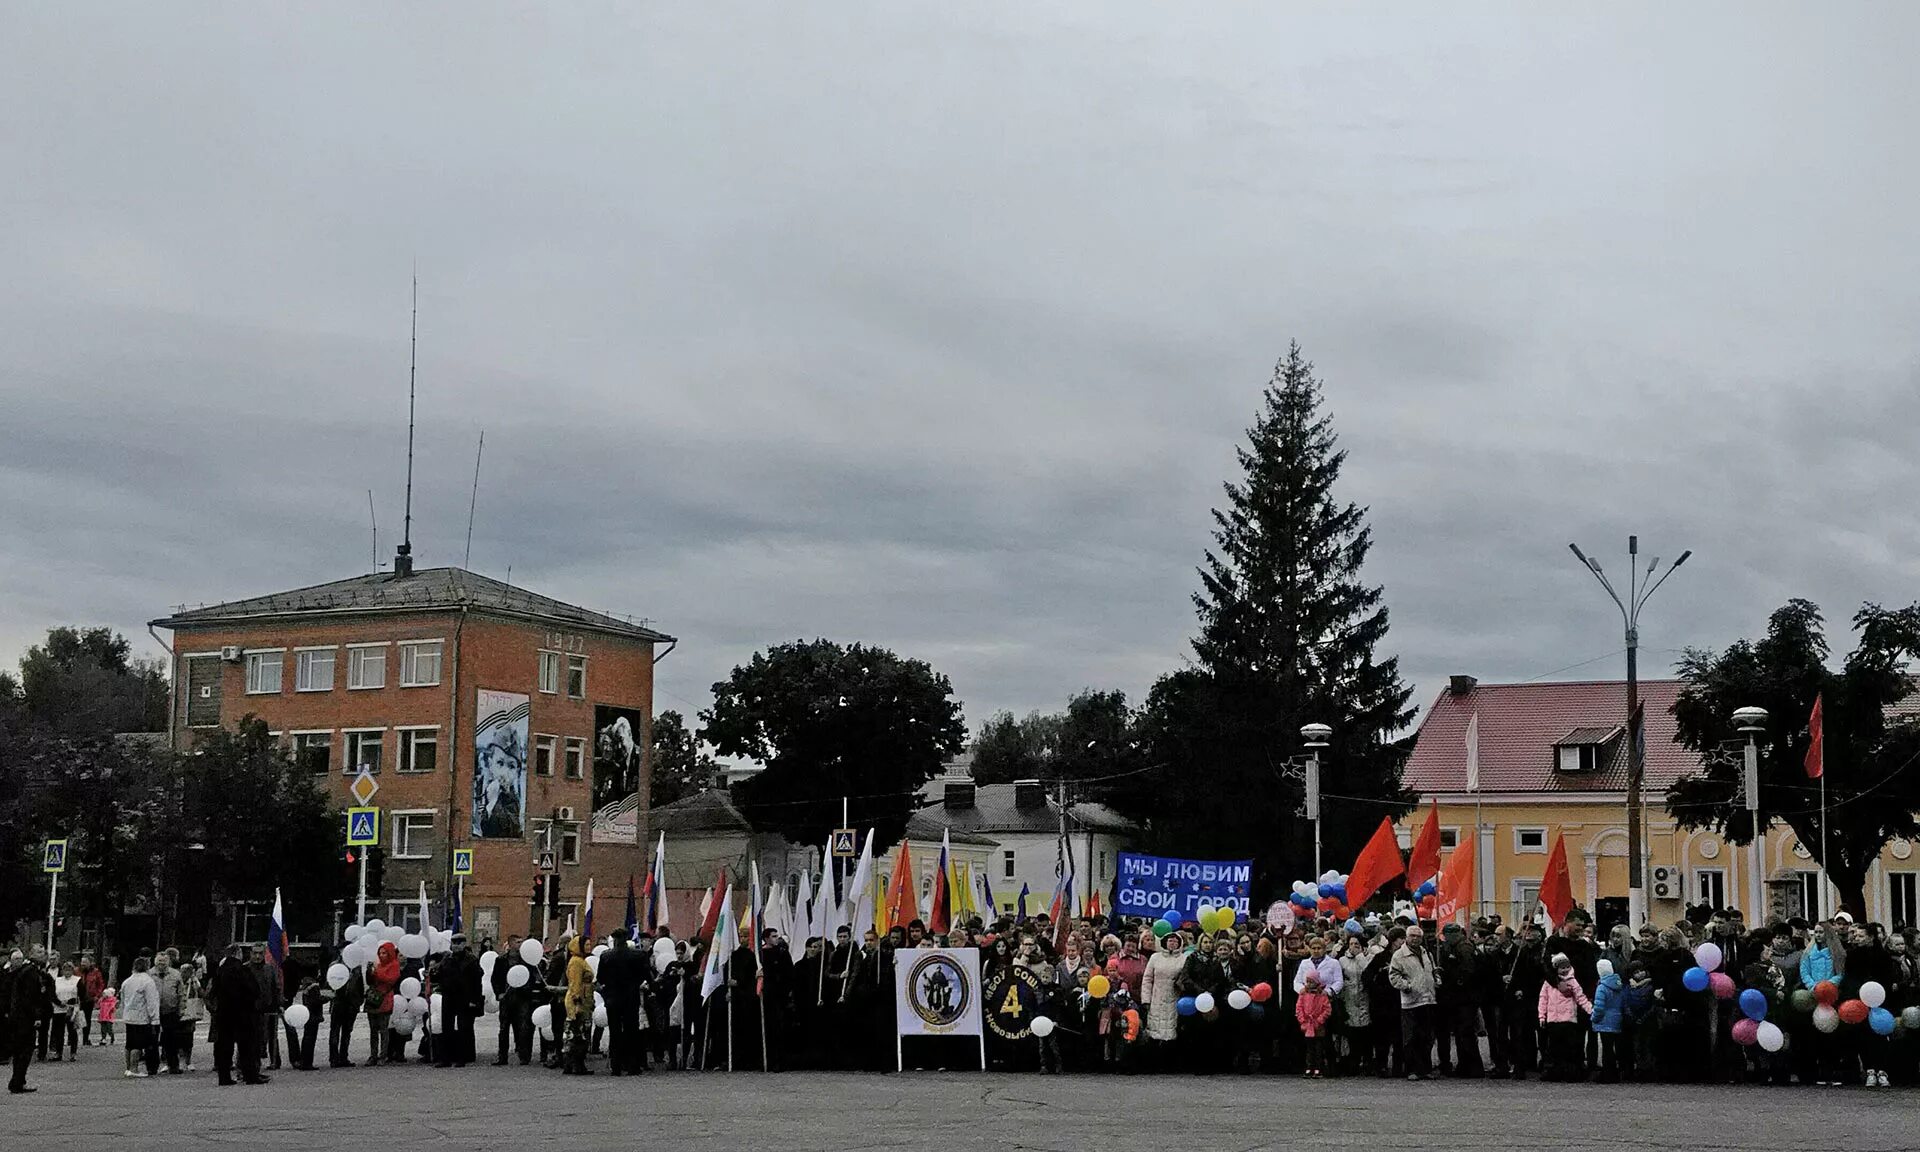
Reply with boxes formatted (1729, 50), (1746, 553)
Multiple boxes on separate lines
(1000, 983), (1023, 1018)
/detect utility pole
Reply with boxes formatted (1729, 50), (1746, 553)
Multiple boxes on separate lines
(1735, 707), (1770, 920)
(1301, 724), (1331, 881)
(1570, 536), (1691, 929)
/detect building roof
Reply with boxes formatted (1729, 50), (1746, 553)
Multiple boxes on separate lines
(646, 790), (753, 836)
(923, 782), (1136, 836)
(1557, 725), (1623, 746)
(151, 566), (673, 643)
(1402, 678), (1693, 795)
(903, 811), (998, 847)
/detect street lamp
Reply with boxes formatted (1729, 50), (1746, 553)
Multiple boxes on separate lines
(1301, 723), (1332, 880)
(1734, 706), (1769, 919)
(1569, 536), (1690, 929)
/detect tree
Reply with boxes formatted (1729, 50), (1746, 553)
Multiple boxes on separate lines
(14, 626), (170, 735)
(1667, 599), (1920, 917)
(1116, 343), (1416, 889)
(971, 690), (1146, 791)
(648, 709), (719, 807)
(701, 640), (967, 845)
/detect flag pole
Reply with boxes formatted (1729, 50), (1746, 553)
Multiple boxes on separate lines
(1819, 770), (1829, 917)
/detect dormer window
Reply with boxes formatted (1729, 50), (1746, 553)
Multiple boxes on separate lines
(1553, 725), (1622, 772)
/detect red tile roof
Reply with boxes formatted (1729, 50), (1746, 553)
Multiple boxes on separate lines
(1402, 679), (1694, 795)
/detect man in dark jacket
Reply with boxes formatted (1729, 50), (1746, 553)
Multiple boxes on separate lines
(597, 929), (647, 1075)
(328, 960), (362, 1068)
(6, 948), (57, 1094)
(757, 928), (795, 1071)
(492, 936), (540, 1066)
(1475, 925), (1512, 1077)
(435, 935), (484, 1067)
(1436, 924), (1484, 1076)
(1504, 923), (1548, 1079)
(210, 943), (267, 1086)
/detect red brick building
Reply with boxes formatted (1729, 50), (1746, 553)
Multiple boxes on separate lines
(152, 565), (673, 945)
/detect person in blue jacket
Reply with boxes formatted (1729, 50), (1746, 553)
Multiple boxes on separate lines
(1591, 961), (1626, 1082)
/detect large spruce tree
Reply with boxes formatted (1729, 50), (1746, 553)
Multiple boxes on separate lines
(1126, 343), (1415, 891)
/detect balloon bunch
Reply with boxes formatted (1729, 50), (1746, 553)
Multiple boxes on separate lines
(1410, 880), (1438, 920)
(1680, 941), (1736, 1000)
(325, 915), (456, 1038)
(1150, 903), (1239, 939)
(1174, 981), (1273, 1022)
(1800, 979), (1898, 1038)
(1289, 872), (1351, 921)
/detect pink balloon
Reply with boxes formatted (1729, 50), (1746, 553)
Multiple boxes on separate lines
(1709, 972), (1737, 1000)
(1731, 1018), (1761, 1046)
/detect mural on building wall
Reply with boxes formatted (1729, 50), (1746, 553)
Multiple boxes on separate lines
(473, 689), (530, 839)
(591, 703), (646, 844)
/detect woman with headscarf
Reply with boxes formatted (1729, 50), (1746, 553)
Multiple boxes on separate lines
(1138, 931), (1185, 1069)
(364, 942), (400, 1068)
(1177, 934), (1236, 1074)
(563, 935), (595, 1075)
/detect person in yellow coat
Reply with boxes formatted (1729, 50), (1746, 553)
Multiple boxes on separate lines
(563, 936), (594, 1076)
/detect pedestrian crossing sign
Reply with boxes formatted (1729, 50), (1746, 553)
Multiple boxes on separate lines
(453, 848), (474, 876)
(43, 839), (67, 873)
(346, 807), (380, 847)
(831, 828), (858, 858)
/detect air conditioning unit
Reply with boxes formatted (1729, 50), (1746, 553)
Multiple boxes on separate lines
(220, 645), (243, 662)
(1651, 865), (1679, 900)
(555, 806), (575, 821)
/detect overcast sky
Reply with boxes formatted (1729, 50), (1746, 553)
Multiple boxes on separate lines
(4, 3), (1917, 739)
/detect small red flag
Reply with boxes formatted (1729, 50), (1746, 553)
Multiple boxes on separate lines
(695, 867), (728, 943)
(1433, 833), (1476, 924)
(1346, 816), (1406, 909)
(1805, 694), (1824, 779)
(1540, 832), (1574, 927)
(1407, 799), (1443, 888)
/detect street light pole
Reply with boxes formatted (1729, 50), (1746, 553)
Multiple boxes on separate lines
(1301, 723), (1332, 882)
(1734, 706), (1769, 920)
(1569, 536), (1690, 930)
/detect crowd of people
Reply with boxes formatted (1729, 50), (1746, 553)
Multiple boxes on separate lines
(9, 902), (1920, 1092)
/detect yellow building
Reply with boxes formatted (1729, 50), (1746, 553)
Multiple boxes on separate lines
(1397, 676), (1920, 929)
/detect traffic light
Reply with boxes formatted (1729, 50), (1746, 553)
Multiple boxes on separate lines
(530, 875), (547, 910)
(365, 845), (386, 897)
(547, 874), (561, 920)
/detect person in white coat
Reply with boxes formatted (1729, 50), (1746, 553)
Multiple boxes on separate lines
(117, 957), (162, 1078)
(1139, 931), (1188, 1060)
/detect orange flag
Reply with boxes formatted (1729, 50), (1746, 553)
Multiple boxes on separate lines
(882, 840), (916, 934)
(1407, 799), (1442, 888)
(1433, 832), (1475, 924)
(1540, 832), (1574, 927)
(1805, 694), (1824, 779)
(1346, 816), (1406, 909)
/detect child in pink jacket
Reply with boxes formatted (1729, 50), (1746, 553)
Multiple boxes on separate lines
(1538, 953), (1593, 1082)
(1295, 973), (1333, 1078)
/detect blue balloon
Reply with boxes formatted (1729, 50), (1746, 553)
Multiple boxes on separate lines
(1682, 966), (1710, 993)
(1738, 988), (1768, 1022)
(1871, 1007), (1897, 1036)
(1177, 996), (1198, 1017)
(1330, 885), (1348, 901)
(1344, 918), (1364, 934)
(1416, 881), (1436, 899)
(1317, 883), (1336, 899)
(1291, 894), (1315, 911)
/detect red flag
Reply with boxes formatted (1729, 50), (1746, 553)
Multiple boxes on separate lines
(1407, 800), (1442, 888)
(1805, 694), (1824, 779)
(695, 867), (728, 943)
(1433, 832), (1475, 924)
(928, 833), (952, 934)
(1346, 816), (1406, 909)
(1540, 832), (1574, 927)
(882, 840), (916, 934)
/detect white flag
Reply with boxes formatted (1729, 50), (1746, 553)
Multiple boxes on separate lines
(700, 885), (736, 1001)
(788, 871), (813, 964)
(1465, 711), (1481, 793)
(765, 877), (790, 951)
(848, 829), (878, 938)
(815, 834), (841, 941)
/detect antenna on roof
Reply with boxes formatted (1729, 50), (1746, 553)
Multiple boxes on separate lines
(395, 272), (418, 578)
(367, 489), (378, 573)
(464, 429), (484, 569)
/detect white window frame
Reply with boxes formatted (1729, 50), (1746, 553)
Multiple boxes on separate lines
(1439, 826), (1461, 850)
(1098, 851), (1109, 882)
(347, 643), (388, 690)
(1890, 872), (1919, 929)
(1512, 879), (1542, 925)
(538, 650), (561, 695)
(560, 821), (581, 865)
(391, 809), (436, 860)
(1513, 827), (1548, 854)
(563, 737), (586, 780)
(398, 639), (443, 687)
(244, 649), (285, 695)
(397, 726), (439, 774)
(385, 903), (425, 933)
(534, 734), (557, 777)
(293, 646), (336, 692)
(1791, 870), (1824, 920)
(535, 816), (581, 865)
(1694, 867), (1727, 911)
(566, 654), (588, 699)
(344, 728), (385, 774)
(292, 729), (333, 775)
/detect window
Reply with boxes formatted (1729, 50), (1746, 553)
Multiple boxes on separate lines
(399, 640), (442, 687)
(1513, 880), (1542, 925)
(229, 901), (272, 944)
(1515, 828), (1547, 854)
(1791, 870), (1824, 920)
(1694, 868), (1727, 911)
(1557, 745), (1601, 773)
(1002, 850), (1016, 880)
(293, 731), (333, 775)
(391, 811), (436, 859)
(399, 728), (438, 774)
(538, 651), (561, 694)
(1890, 873), (1919, 929)
(1440, 827), (1460, 850)
(560, 820), (581, 864)
(344, 729), (384, 774)
(1098, 851), (1109, 882)
(564, 738), (586, 780)
(386, 903), (425, 933)
(534, 735), (557, 777)
(294, 648), (335, 692)
(244, 650), (283, 694)
(567, 655), (587, 699)
(348, 645), (387, 689)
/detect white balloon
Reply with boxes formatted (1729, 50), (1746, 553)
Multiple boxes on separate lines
(399, 933), (429, 960)
(343, 924), (364, 943)
(594, 991), (605, 1010)
(383, 925), (406, 944)
(1693, 942), (1722, 972)
(507, 965), (531, 989)
(1195, 992), (1216, 1013)
(479, 951), (497, 974)
(1757, 1021), (1785, 1052)
(588, 955), (600, 977)
(411, 995), (431, 1018)
(399, 976), (422, 1000)
(1813, 1005), (1840, 1034)
(538, 1025), (555, 1043)
(326, 963), (350, 990)
(1596, 958), (1615, 979)
(653, 938), (675, 966)
(593, 944), (609, 957)
(394, 1013), (417, 1036)
(531, 1004), (553, 1030)
(593, 1006), (608, 1029)
(1030, 1015), (1055, 1038)
(432, 930), (452, 953)
(284, 1003), (311, 1030)
(520, 938), (545, 966)
(1227, 989), (1251, 1010)
(365, 918), (387, 935)
(1861, 981), (1887, 1010)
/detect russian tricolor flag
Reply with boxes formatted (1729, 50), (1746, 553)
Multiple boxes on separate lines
(266, 888), (287, 968)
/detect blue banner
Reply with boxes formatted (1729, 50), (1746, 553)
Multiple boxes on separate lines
(1115, 853), (1253, 920)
